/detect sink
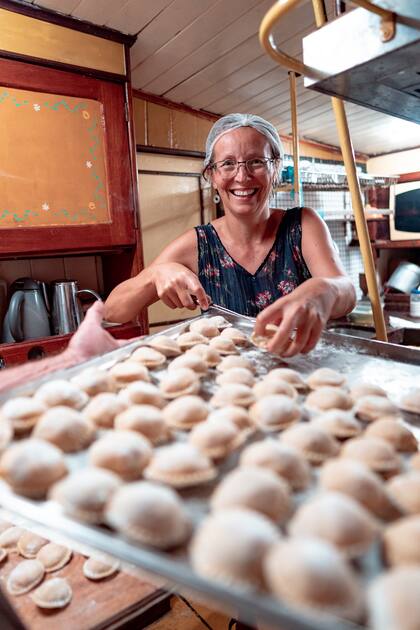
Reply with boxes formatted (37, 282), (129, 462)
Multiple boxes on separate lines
(397, 328), (420, 347)
(327, 323), (420, 347)
(327, 325), (377, 340)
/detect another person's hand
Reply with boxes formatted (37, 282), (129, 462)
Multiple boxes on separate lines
(253, 278), (336, 357)
(0, 301), (141, 393)
(67, 300), (134, 362)
(151, 262), (210, 310)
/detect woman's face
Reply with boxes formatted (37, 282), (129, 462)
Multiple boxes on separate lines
(210, 127), (276, 218)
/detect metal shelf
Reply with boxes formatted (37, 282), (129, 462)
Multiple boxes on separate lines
(276, 173), (398, 192)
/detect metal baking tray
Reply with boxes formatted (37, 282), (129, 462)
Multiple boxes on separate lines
(0, 305), (419, 630)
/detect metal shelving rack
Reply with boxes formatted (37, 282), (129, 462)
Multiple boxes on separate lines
(277, 172), (399, 192)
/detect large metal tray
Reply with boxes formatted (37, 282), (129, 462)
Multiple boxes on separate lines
(1, 305), (420, 630)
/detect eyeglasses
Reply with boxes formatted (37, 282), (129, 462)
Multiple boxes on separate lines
(210, 157), (275, 178)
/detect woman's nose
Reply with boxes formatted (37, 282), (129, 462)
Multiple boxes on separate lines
(234, 162), (251, 181)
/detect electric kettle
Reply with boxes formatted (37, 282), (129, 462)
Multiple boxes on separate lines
(51, 280), (101, 335)
(0, 278), (7, 333)
(2, 278), (51, 343)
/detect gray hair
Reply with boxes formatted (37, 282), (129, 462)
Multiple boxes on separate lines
(203, 113), (284, 175)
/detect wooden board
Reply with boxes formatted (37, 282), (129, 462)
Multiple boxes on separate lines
(0, 549), (165, 630)
(0, 59), (137, 257)
(0, 87), (110, 229)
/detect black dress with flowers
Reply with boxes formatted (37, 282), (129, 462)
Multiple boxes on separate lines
(195, 207), (311, 317)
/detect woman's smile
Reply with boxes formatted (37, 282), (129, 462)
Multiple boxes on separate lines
(230, 188), (258, 198)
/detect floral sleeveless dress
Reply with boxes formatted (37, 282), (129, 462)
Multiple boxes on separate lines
(195, 207), (311, 317)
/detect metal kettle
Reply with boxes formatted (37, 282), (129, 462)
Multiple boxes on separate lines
(51, 280), (101, 335)
(2, 278), (51, 343)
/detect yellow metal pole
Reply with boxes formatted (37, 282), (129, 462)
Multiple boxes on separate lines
(289, 71), (301, 204)
(259, 0), (321, 79)
(311, 0), (387, 341)
(348, 0), (393, 19)
(259, 0), (396, 76)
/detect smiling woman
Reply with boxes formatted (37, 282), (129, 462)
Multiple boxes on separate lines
(105, 113), (356, 357)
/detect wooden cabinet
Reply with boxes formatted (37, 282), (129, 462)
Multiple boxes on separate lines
(0, 57), (146, 366)
(0, 58), (137, 257)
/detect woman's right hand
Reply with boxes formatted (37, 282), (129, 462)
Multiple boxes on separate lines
(151, 262), (210, 310)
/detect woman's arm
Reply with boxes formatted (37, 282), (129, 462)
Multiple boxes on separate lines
(104, 229), (209, 323)
(300, 206), (356, 318)
(254, 208), (356, 357)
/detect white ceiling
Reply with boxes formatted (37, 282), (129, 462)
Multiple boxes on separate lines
(28, 0), (420, 157)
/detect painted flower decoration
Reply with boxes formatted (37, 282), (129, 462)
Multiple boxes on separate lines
(86, 161), (93, 169)
(88, 202), (96, 210)
(203, 264), (220, 279)
(277, 280), (296, 295)
(41, 202), (50, 211)
(33, 104), (41, 112)
(292, 246), (299, 262)
(261, 251), (277, 273)
(220, 255), (234, 269)
(82, 110), (90, 120)
(255, 291), (272, 308)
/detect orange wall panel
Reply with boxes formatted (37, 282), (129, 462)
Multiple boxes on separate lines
(196, 117), (213, 153)
(172, 109), (213, 152)
(172, 109), (195, 150)
(133, 95), (364, 164)
(133, 98), (146, 145)
(0, 8), (125, 75)
(147, 102), (172, 148)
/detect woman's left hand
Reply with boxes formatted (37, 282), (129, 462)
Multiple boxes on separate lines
(253, 278), (336, 357)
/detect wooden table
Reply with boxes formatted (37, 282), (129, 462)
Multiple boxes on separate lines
(0, 549), (169, 629)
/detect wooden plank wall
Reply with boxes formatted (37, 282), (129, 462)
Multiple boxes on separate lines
(132, 92), (366, 164)
(132, 96), (213, 152)
(0, 8), (126, 74)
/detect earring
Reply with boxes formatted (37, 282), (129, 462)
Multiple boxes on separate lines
(213, 191), (220, 204)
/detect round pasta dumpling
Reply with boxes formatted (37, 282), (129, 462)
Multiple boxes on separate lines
(307, 368), (346, 390)
(280, 423), (339, 465)
(144, 443), (216, 488)
(189, 319), (219, 338)
(159, 368), (200, 399)
(88, 430), (153, 481)
(106, 481), (191, 549)
(210, 467), (291, 524)
(305, 386), (353, 413)
(129, 346), (166, 368)
(264, 538), (363, 622)
(190, 508), (280, 591)
(162, 395), (208, 430)
(249, 395), (302, 432)
(240, 439), (311, 491)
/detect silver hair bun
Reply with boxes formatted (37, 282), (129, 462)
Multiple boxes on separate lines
(203, 113), (284, 175)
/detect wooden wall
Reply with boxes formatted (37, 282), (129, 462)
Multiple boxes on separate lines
(367, 148), (420, 175)
(0, 7), (126, 74)
(132, 94), (213, 152)
(132, 91), (366, 164)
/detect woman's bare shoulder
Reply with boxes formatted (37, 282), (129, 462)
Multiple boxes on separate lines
(301, 206), (321, 221)
(300, 206), (329, 231)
